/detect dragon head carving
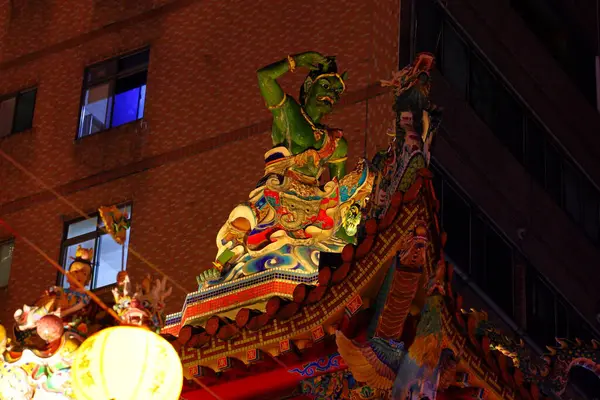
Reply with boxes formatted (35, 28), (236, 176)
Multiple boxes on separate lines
(112, 272), (172, 332)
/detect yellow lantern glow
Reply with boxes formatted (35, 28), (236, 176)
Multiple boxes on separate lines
(71, 326), (183, 400)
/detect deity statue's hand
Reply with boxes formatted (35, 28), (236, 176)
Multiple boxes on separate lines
(294, 52), (329, 71)
(196, 268), (221, 287)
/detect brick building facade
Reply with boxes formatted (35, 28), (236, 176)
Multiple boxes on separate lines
(0, 0), (401, 324)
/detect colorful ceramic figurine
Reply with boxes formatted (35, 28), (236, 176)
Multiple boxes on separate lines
(198, 52), (374, 286)
(112, 272), (173, 332)
(371, 53), (442, 219)
(1, 317), (84, 400)
(13, 246), (93, 342)
(99, 205), (131, 245)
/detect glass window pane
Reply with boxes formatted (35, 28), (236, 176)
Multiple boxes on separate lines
(485, 228), (514, 317)
(492, 87), (524, 162)
(470, 214), (486, 283)
(94, 231), (129, 288)
(13, 89), (36, 133)
(137, 85), (146, 120)
(525, 118), (546, 185)
(442, 182), (471, 270)
(0, 240), (14, 287)
(441, 21), (469, 99)
(545, 143), (563, 206)
(582, 180), (599, 243)
(0, 96), (16, 137)
(79, 83), (112, 138)
(556, 300), (569, 338)
(67, 217), (98, 239)
(563, 161), (581, 222)
(469, 53), (498, 127)
(62, 239), (96, 289)
(112, 71), (147, 127)
(414, 0), (442, 54)
(527, 273), (556, 345)
(118, 49), (149, 72)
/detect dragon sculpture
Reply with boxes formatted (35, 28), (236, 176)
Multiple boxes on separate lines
(112, 272), (173, 333)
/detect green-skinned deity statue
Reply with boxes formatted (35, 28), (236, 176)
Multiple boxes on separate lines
(197, 52), (374, 287)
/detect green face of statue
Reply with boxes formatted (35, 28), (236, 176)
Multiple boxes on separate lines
(304, 76), (345, 119)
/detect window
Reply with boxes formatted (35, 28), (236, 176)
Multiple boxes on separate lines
(545, 142), (563, 206)
(556, 300), (569, 338)
(414, 0), (442, 55)
(563, 161), (582, 222)
(0, 88), (36, 138)
(0, 240), (14, 287)
(484, 228), (514, 317)
(441, 181), (471, 270)
(432, 162), (599, 344)
(492, 86), (524, 162)
(524, 117), (546, 185)
(582, 180), (600, 243)
(441, 21), (469, 99)
(526, 272), (556, 345)
(468, 53), (498, 127)
(59, 204), (132, 289)
(78, 48), (149, 138)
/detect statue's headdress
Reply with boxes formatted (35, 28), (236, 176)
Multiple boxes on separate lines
(380, 53), (442, 141)
(300, 56), (348, 105)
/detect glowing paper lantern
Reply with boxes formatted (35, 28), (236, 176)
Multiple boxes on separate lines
(71, 326), (183, 400)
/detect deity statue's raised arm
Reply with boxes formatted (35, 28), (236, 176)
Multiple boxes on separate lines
(256, 52), (349, 179)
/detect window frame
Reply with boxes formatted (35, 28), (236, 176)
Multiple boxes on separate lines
(76, 47), (149, 140)
(0, 87), (37, 138)
(57, 203), (133, 290)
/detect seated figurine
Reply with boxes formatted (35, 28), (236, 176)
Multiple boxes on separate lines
(198, 52), (374, 287)
(14, 246), (93, 339)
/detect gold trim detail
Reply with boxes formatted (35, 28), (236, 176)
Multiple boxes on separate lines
(287, 55), (296, 73)
(300, 107), (326, 141)
(268, 93), (287, 110)
(327, 157), (347, 164)
(313, 73), (346, 93)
